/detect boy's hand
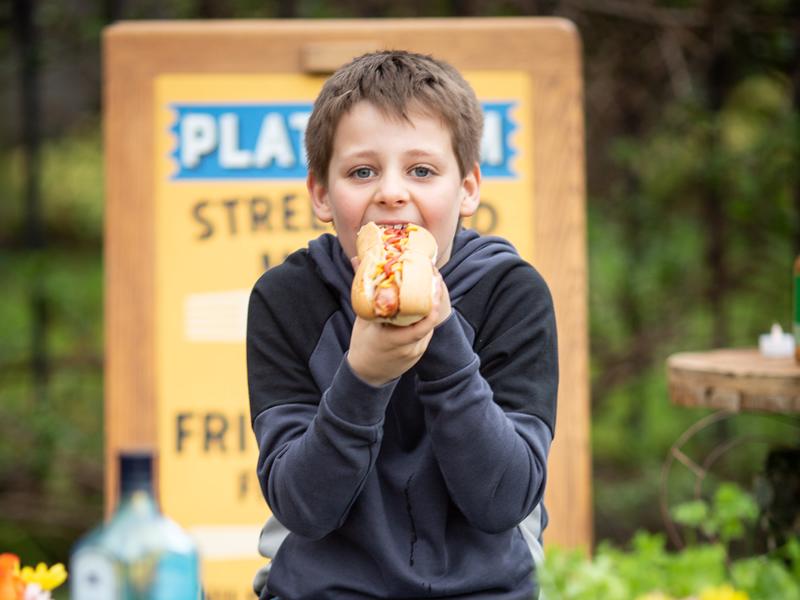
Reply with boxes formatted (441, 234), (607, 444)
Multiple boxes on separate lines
(348, 261), (451, 387)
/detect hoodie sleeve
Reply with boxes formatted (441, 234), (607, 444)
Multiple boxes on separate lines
(414, 263), (558, 533)
(247, 258), (397, 539)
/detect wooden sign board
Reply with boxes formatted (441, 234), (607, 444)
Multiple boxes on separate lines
(104, 18), (590, 598)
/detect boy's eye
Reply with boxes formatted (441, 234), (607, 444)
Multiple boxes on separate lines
(412, 166), (432, 177)
(352, 167), (374, 179)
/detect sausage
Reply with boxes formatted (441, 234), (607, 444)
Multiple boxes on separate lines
(374, 285), (399, 318)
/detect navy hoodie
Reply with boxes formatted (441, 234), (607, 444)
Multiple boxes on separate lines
(247, 229), (558, 600)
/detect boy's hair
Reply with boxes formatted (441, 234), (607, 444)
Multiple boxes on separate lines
(305, 50), (483, 183)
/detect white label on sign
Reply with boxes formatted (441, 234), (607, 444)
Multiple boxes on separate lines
(184, 290), (250, 343)
(188, 524), (265, 560)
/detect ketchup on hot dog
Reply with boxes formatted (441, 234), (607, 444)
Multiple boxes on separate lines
(371, 224), (415, 318)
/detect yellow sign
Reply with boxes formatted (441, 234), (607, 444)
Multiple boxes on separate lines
(155, 72), (533, 598)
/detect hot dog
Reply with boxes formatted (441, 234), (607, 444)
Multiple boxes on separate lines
(351, 222), (438, 326)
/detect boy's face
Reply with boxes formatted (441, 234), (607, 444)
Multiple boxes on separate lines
(308, 101), (480, 268)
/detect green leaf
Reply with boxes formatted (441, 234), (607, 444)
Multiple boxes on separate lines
(671, 499), (710, 529)
(710, 483), (759, 544)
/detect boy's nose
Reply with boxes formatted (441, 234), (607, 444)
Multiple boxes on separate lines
(374, 173), (410, 207)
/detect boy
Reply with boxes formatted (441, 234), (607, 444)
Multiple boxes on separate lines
(247, 50), (558, 600)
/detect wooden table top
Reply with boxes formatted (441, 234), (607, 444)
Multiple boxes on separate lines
(667, 348), (800, 413)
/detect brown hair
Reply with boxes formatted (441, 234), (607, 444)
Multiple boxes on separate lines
(305, 50), (483, 183)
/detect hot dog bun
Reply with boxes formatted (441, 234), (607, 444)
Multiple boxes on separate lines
(351, 222), (437, 325)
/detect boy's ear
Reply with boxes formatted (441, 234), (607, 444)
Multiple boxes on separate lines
(308, 172), (333, 223)
(458, 162), (481, 218)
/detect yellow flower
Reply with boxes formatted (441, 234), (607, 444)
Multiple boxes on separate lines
(19, 563), (67, 592)
(636, 593), (676, 600)
(698, 584), (749, 600)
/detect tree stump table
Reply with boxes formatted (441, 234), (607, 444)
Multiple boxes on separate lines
(667, 348), (800, 414)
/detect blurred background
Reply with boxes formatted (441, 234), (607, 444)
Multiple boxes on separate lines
(0, 0), (798, 593)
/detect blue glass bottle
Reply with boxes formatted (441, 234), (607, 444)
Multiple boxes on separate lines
(70, 452), (202, 599)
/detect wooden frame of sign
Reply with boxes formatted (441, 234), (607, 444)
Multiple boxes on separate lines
(104, 18), (591, 551)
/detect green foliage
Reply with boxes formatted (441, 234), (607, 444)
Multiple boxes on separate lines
(671, 500), (710, 538)
(0, 122), (104, 568)
(541, 485), (800, 599)
(590, 68), (799, 544)
(1, 124), (103, 242)
(710, 484), (760, 544)
(671, 483), (760, 544)
(731, 556), (800, 600)
(539, 535), (731, 600)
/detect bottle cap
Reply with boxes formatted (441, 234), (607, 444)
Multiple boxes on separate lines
(119, 451), (153, 495)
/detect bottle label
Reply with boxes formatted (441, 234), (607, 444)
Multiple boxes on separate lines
(71, 549), (120, 600)
(152, 552), (201, 600)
